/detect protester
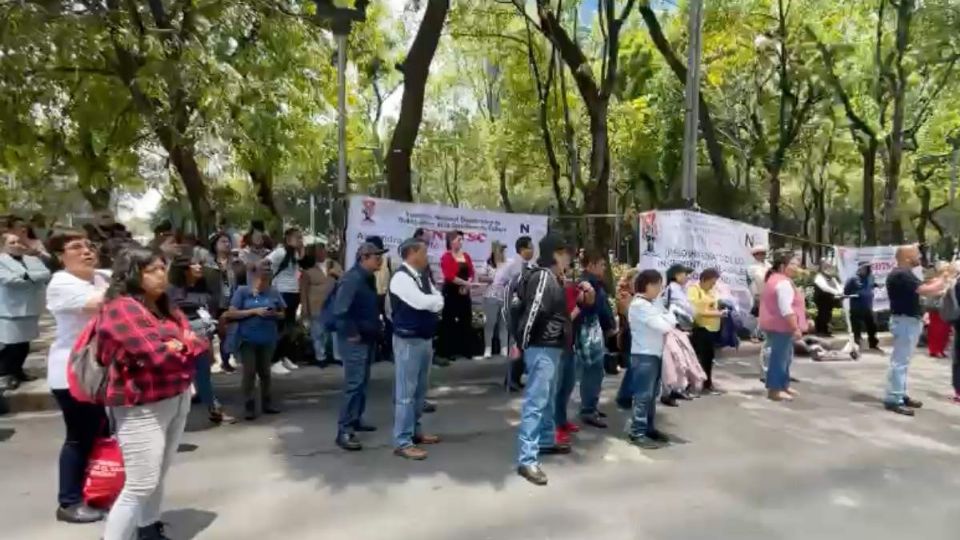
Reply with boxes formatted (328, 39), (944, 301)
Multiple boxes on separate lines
(438, 231), (477, 362)
(168, 252), (235, 424)
(514, 233), (573, 486)
(410, 229), (439, 413)
(389, 238), (444, 460)
(366, 235), (395, 363)
(812, 261), (843, 337)
(10, 215), (53, 265)
(225, 259), (286, 420)
(758, 250), (807, 402)
(660, 264), (695, 406)
(333, 242), (385, 451)
(627, 269), (677, 449)
(266, 227), (304, 374)
(555, 267), (588, 444)
(575, 249), (614, 428)
(481, 241), (508, 358)
(240, 221), (271, 285)
(925, 261), (953, 358)
(300, 244), (343, 367)
(98, 247), (205, 540)
(614, 268), (640, 410)
(495, 236), (535, 389)
(844, 262), (881, 351)
(884, 245), (944, 416)
(0, 232), (51, 389)
(45, 230), (109, 524)
(688, 268), (723, 394)
(748, 247), (770, 309)
(210, 231), (242, 372)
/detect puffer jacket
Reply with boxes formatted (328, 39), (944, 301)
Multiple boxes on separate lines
(517, 267), (569, 349)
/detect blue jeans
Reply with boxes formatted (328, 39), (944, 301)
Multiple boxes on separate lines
(554, 350), (576, 427)
(194, 350), (216, 407)
(392, 336), (432, 448)
(765, 332), (794, 391)
(575, 320), (606, 416)
(616, 363), (635, 408)
(517, 346), (561, 467)
(628, 354), (662, 438)
(310, 314), (340, 362)
(886, 315), (923, 405)
(337, 337), (375, 436)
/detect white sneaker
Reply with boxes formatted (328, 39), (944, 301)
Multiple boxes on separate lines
(281, 358), (299, 371)
(271, 362), (291, 375)
(483, 347), (492, 359)
(499, 348), (509, 357)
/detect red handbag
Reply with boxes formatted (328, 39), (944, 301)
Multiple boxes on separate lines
(83, 436), (125, 509)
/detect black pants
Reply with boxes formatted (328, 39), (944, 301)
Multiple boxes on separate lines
(376, 294), (393, 362)
(850, 308), (878, 348)
(813, 298), (835, 335)
(691, 326), (717, 387)
(52, 389), (108, 508)
(952, 325), (960, 394)
(273, 292), (301, 363)
(0, 341), (31, 377)
(439, 288), (473, 359)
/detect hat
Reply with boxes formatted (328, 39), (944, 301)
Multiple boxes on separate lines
(365, 235), (385, 250)
(536, 233), (570, 267)
(356, 241), (388, 259)
(750, 245), (768, 255)
(666, 263), (694, 282)
(398, 237), (425, 259)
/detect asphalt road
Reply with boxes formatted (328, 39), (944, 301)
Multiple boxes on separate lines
(2, 350), (959, 540)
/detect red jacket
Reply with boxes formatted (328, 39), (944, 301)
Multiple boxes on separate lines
(96, 296), (207, 407)
(440, 251), (475, 284)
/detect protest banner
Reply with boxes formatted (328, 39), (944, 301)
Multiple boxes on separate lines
(638, 210), (769, 312)
(835, 245), (898, 312)
(345, 195), (549, 285)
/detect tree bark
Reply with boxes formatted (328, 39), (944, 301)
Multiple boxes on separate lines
(861, 140), (878, 245)
(169, 144), (216, 238)
(249, 168), (279, 217)
(881, 0), (914, 244)
(498, 166), (513, 212)
(385, 0), (450, 202)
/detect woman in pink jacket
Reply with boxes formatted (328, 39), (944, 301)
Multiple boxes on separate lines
(758, 250), (807, 402)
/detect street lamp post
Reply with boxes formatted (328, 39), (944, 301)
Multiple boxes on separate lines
(680, 0), (705, 207)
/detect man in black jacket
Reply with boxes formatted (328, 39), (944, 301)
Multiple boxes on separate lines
(515, 233), (574, 486)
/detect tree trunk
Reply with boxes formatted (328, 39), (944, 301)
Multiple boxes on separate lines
(915, 185), (930, 247)
(861, 140), (878, 245)
(499, 166), (513, 212)
(249, 168), (279, 216)
(169, 144), (215, 239)
(584, 103), (612, 247)
(767, 163), (783, 245)
(385, 0), (450, 202)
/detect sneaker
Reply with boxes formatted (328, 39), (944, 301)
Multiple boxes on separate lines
(517, 464), (548, 486)
(628, 435), (667, 450)
(646, 429), (670, 443)
(336, 433), (363, 451)
(394, 445), (428, 460)
(559, 422), (580, 433)
(884, 402), (915, 416)
(281, 358), (299, 371)
(499, 348), (509, 357)
(581, 414), (608, 429)
(555, 428), (571, 446)
(55, 503), (104, 524)
(271, 362), (291, 375)
(483, 347), (492, 359)
(903, 395), (923, 409)
(138, 521), (171, 540)
(539, 443), (572, 456)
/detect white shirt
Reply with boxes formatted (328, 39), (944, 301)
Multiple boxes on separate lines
(45, 270), (110, 390)
(267, 246), (300, 294)
(775, 279), (795, 317)
(814, 273), (843, 296)
(389, 263), (444, 314)
(629, 295), (677, 357)
(749, 261), (771, 298)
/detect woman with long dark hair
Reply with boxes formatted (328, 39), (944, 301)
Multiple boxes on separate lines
(266, 227), (304, 373)
(99, 248), (206, 540)
(438, 231), (476, 361)
(168, 251), (235, 424)
(45, 230), (109, 524)
(758, 249), (806, 402)
(210, 232), (242, 371)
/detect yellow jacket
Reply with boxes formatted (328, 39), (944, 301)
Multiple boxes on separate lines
(688, 283), (721, 332)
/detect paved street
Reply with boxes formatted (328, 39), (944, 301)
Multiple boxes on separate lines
(2, 349), (959, 540)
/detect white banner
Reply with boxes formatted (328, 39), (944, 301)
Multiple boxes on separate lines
(345, 195), (549, 283)
(637, 210), (769, 312)
(835, 245), (897, 312)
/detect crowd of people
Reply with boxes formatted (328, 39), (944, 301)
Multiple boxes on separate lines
(1, 211), (959, 536)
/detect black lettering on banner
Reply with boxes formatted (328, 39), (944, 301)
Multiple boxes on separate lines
(520, 223), (530, 234)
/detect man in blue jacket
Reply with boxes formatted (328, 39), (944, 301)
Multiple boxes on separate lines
(576, 249), (615, 428)
(333, 241), (386, 451)
(844, 262), (881, 352)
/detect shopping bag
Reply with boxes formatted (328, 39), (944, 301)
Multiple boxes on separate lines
(82, 436), (125, 509)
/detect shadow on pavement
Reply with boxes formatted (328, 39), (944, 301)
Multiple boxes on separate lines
(0, 427), (14, 442)
(161, 508), (217, 539)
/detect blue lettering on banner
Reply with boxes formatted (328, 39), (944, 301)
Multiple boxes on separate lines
(520, 223), (530, 234)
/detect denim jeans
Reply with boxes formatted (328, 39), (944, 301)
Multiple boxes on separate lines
(628, 354), (662, 438)
(337, 337), (375, 436)
(104, 392), (190, 540)
(310, 314), (340, 362)
(52, 389), (108, 507)
(765, 332), (794, 391)
(575, 319), (606, 416)
(553, 350), (576, 427)
(193, 351), (216, 408)
(392, 336), (432, 448)
(616, 363), (635, 408)
(886, 315), (923, 405)
(953, 323), (960, 394)
(482, 296), (508, 352)
(517, 346), (561, 467)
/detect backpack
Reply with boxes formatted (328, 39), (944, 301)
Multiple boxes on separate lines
(67, 314), (108, 404)
(939, 279), (960, 322)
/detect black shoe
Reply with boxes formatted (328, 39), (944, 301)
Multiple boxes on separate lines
(14, 370), (36, 383)
(336, 433), (363, 451)
(597, 410), (608, 418)
(434, 357), (451, 367)
(221, 363), (237, 373)
(0, 375), (17, 391)
(56, 503), (104, 524)
(138, 521), (170, 540)
(628, 435), (667, 450)
(517, 464), (548, 486)
(676, 390), (694, 401)
(244, 400), (256, 420)
(615, 398), (633, 410)
(660, 395), (679, 407)
(581, 414), (608, 429)
(789, 376), (801, 383)
(262, 404), (281, 415)
(903, 396), (923, 409)
(539, 443), (572, 456)
(646, 429), (670, 443)
(884, 402), (915, 416)
(354, 422), (377, 432)
(869, 346), (884, 354)
(422, 400), (437, 414)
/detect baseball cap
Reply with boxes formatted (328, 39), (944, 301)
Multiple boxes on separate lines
(365, 235), (385, 250)
(356, 242), (388, 259)
(750, 245), (768, 255)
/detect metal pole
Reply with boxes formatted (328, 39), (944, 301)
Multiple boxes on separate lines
(309, 193), (316, 238)
(680, 0), (705, 205)
(336, 33), (348, 195)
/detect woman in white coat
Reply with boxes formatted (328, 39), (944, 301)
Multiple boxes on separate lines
(0, 232), (51, 390)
